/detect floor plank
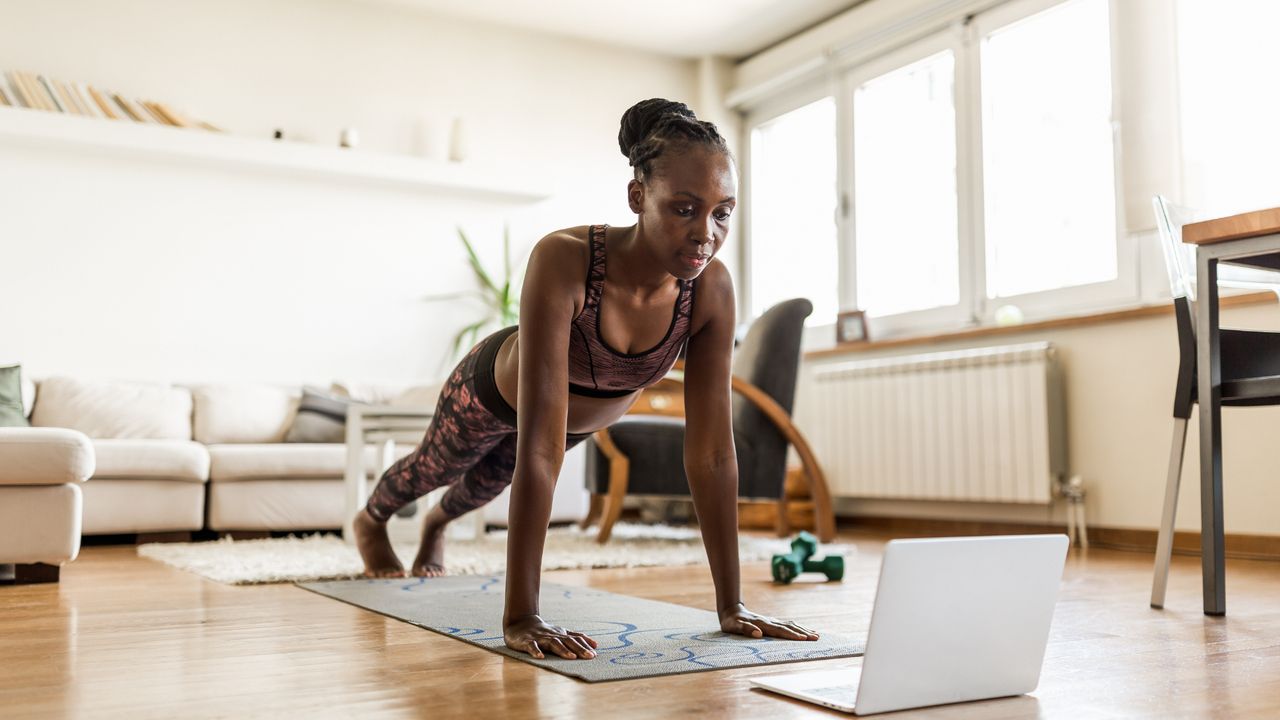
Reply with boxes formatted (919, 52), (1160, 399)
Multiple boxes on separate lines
(2, 529), (1278, 719)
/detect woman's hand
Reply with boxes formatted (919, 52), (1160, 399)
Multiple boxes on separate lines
(719, 603), (820, 641)
(504, 615), (599, 660)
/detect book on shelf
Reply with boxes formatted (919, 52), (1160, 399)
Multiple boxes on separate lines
(53, 79), (84, 116)
(15, 72), (46, 110)
(0, 71), (221, 133)
(2, 72), (27, 108)
(150, 101), (191, 128)
(136, 99), (168, 125)
(25, 72), (56, 112)
(36, 75), (65, 112)
(111, 92), (148, 122)
(70, 82), (100, 118)
(86, 85), (121, 119)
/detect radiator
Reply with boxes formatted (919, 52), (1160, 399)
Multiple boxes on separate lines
(801, 341), (1066, 504)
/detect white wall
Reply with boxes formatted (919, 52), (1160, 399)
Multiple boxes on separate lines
(0, 0), (698, 386)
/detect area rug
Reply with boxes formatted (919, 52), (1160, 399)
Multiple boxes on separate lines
(138, 523), (855, 585)
(299, 574), (864, 682)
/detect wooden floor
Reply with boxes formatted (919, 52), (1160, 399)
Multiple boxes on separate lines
(3, 530), (1280, 719)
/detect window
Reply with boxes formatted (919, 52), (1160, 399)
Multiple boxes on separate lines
(1177, 0), (1280, 215)
(746, 96), (839, 324)
(744, 0), (1125, 339)
(980, 0), (1117, 300)
(852, 49), (959, 318)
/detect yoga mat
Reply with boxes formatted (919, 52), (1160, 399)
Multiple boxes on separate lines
(298, 575), (864, 682)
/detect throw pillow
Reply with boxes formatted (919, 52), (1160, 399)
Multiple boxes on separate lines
(0, 364), (30, 427)
(284, 386), (352, 443)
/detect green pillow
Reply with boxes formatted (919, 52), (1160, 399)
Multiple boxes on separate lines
(0, 364), (30, 427)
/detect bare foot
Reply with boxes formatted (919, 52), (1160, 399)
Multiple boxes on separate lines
(411, 515), (448, 578)
(353, 508), (405, 578)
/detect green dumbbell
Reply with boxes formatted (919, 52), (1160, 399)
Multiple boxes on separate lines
(771, 531), (845, 584)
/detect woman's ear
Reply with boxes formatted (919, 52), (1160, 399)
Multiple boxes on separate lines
(627, 179), (644, 214)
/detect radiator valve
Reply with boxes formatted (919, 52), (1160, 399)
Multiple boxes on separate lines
(1057, 475), (1089, 548)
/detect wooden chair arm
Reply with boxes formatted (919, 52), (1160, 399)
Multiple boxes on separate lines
(597, 366), (837, 543)
(589, 427), (630, 543)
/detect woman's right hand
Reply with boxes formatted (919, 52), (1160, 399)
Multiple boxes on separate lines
(504, 615), (599, 660)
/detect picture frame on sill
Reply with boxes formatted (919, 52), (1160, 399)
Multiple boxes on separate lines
(836, 310), (869, 344)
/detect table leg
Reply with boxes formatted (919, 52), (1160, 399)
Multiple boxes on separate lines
(343, 411), (367, 546)
(1196, 251), (1226, 616)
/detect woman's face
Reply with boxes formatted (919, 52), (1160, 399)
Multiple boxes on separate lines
(630, 146), (737, 282)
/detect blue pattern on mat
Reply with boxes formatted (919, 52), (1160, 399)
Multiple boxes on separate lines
(298, 574), (864, 683)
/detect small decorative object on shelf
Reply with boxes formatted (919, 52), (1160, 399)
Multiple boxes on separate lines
(836, 309), (869, 344)
(272, 129), (284, 140)
(339, 127), (358, 149)
(448, 115), (468, 162)
(994, 304), (1024, 327)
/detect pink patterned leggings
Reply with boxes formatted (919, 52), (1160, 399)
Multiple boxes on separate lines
(364, 326), (594, 522)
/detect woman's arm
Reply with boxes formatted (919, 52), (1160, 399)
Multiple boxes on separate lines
(503, 233), (598, 660)
(683, 261), (819, 641)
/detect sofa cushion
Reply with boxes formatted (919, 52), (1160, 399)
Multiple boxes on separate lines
(81, 479), (205, 534)
(192, 384), (298, 444)
(0, 427), (95, 485)
(284, 387), (352, 444)
(91, 439), (210, 483)
(0, 484), (82, 564)
(0, 364), (28, 427)
(207, 443), (414, 482)
(31, 377), (193, 440)
(330, 380), (442, 408)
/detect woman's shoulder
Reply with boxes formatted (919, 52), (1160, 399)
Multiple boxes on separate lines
(531, 226), (596, 265)
(688, 257), (735, 333)
(696, 257), (734, 297)
(524, 227), (596, 288)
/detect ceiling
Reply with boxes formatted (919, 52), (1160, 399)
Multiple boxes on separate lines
(359, 0), (868, 60)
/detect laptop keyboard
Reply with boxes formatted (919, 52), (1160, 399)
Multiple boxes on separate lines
(808, 685), (859, 706)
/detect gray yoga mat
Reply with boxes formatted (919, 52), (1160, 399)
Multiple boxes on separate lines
(298, 575), (864, 682)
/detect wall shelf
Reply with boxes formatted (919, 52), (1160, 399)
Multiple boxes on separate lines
(0, 105), (548, 204)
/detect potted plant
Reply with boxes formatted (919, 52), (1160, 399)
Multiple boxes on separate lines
(427, 224), (524, 367)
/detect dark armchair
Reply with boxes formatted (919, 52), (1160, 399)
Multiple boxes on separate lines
(581, 298), (836, 544)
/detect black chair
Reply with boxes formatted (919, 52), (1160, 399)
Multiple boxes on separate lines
(581, 298), (835, 544)
(1149, 196), (1280, 609)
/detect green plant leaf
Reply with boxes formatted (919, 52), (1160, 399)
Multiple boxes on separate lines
(457, 227), (501, 297)
(451, 318), (491, 358)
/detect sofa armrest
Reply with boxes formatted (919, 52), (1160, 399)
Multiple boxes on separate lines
(0, 428), (95, 485)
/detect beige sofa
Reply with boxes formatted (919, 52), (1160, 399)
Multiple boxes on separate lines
(21, 376), (425, 534)
(1, 374), (95, 581)
(15, 375), (588, 536)
(0, 427), (94, 582)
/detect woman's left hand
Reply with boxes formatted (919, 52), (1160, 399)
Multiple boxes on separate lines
(719, 603), (819, 641)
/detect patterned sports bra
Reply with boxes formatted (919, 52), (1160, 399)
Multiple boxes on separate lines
(567, 224), (696, 398)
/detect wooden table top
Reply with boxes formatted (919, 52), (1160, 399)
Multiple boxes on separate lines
(1183, 206), (1280, 245)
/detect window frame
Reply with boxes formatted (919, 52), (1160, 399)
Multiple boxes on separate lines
(739, 0), (1136, 339)
(841, 27), (975, 337)
(742, 81), (842, 325)
(967, 0), (1134, 323)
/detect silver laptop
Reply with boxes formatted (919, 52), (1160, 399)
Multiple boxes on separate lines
(751, 534), (1068, 715)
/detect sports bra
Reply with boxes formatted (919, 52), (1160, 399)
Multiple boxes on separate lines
(567, 224), (695, 398)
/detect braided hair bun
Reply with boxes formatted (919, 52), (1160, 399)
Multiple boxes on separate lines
(618, 98), (729, 180)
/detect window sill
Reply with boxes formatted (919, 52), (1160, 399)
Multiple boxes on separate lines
(805, 290), (1277, 359)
